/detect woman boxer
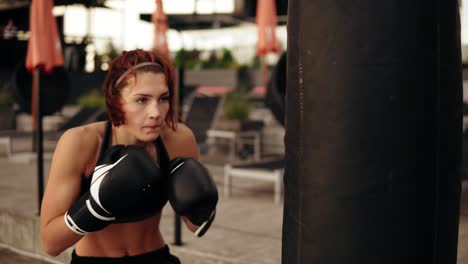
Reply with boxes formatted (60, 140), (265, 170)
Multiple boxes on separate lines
(40, 49), (217, 264)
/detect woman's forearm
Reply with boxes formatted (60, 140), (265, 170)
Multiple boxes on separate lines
(41, 214), (83, 256)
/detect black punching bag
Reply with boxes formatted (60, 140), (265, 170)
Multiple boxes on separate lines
(282, 0), (462, 263)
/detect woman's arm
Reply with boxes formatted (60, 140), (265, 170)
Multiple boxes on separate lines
(165, 123), (200, 160)
(165, 123), (211, 233)
(40, 127), (98, 256)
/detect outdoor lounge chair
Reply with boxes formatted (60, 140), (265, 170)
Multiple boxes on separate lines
(224, 157), (284, 204)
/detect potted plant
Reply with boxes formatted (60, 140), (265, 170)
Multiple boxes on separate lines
(183, 48), (242, 88)
(218, 89), (252, 131)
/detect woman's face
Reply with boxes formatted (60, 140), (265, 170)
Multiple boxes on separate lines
(119, 71), (170, 142)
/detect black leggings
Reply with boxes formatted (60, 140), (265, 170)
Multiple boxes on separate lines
(70, 245), (181, 264)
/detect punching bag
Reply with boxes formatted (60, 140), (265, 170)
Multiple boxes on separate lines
(282, 0), (462, 263)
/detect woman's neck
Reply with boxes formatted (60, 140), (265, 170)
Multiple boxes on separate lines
(112, 125), (146, 147)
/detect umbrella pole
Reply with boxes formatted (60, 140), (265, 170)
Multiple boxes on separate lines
(261, 56), (269, 88)
(33, 69), (44, 215)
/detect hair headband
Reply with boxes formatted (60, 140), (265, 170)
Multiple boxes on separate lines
(115, 62), (163, 86)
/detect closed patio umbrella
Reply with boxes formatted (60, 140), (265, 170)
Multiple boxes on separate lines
(26, 0), (63, 73)
(256, 0), (280, 56)
(256, 0), (280, 92)
(152, 0), (169, 57)
(25, 0), (64, 214)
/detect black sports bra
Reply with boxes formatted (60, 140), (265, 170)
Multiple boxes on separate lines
(80, 121), (170, 194)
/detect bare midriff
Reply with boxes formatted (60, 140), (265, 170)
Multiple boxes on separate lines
(74, 212), (165, 257)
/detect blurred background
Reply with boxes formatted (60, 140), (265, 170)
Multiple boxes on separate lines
(0, 0), (289, 163)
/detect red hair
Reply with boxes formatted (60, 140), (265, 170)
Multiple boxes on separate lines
(102, 49), (177, 129)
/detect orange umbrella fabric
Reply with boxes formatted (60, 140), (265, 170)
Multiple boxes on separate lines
(152, 0), (169, 57)
(26, 0), (64, 73)
(256, 0), (280, 56)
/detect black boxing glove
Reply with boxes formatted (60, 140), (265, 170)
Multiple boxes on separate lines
(168, 158), (218, 237)
(65, 145), (167, 235)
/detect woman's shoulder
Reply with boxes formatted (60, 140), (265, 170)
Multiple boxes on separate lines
(57, 121), (106, 155)
(51, 121), (107, 176)
(61, 121), (105, 143)
(161, 123), (198, 159)
(162, 122), (195, 143)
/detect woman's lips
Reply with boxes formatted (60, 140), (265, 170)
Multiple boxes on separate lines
(144, 124), (161, 130)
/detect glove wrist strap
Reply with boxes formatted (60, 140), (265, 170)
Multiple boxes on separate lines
(64, 213), (88, 236)
(194, 210), (216, 238)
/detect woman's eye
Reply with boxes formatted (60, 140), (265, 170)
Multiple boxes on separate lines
(136, 98), (147, 104)
(160, 96), (169, 102)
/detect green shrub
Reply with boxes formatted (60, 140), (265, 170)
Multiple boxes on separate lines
(202, 49), (238, 69)
(77, 90), (106, 109)
(223, 90), (251, 121)
(174, 49), (202, 70)
(175, 48), (239, 70)
(218, 48), (237, 69)
(201, 51), (219, 69)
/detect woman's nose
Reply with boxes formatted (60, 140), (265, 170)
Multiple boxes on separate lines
(148, 102), (161, 119)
